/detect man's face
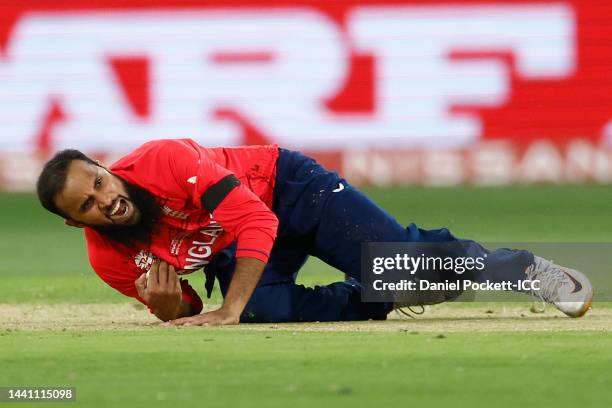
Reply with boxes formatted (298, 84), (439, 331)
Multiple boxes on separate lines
(54, 160), (141, 227)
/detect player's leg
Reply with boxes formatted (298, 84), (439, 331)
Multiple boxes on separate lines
(272, 148), (593, 316)
(241, 278), (391, 323)
(309, 176), (592, 315)
(273, 148), (532, 291)
(207, 243), (392, 323)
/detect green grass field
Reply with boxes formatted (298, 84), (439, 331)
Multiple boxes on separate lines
(1, 186), (611, 407)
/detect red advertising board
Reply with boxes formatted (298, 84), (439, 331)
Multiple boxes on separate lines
(1, 1), (612, 187)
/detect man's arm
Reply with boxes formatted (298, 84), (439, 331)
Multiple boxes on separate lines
(220, 257), (266, 319)
(168, 257), (264, 326)
(148, 140), (277, 325)
(134, 261), (197, 322)
(165, 173), (276, 326)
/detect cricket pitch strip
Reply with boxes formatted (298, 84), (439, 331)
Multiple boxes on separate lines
(1, 303), (611, 332)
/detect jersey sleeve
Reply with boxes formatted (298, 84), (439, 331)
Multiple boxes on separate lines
(85, 229), (204, 315)
(145, 139), (279, 263)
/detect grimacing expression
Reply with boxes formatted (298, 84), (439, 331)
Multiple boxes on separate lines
(54, 160), (141, 227)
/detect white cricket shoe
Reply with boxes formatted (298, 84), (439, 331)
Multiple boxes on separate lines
(525, 256), (593, 318)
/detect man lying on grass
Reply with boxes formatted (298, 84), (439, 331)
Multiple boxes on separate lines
(36, 139), (593, 325)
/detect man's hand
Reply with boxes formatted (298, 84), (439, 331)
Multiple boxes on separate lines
(135, 260), (183, 322)
(168, 308), (239, 326)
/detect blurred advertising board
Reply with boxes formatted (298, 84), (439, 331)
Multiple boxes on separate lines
(2, 1), (612, 188)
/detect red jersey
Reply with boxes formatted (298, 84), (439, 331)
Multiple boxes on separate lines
(84, 139), (279, 313)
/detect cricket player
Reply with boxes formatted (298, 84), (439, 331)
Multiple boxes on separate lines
(36, 139), (593, 325)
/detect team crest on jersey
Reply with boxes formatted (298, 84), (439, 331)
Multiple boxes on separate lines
(162, 206), (189, 220)
(134, 250), (157, 271)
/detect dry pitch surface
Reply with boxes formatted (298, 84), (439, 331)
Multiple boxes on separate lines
(2, 303), (610, 332)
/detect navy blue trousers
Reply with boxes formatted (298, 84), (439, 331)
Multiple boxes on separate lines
(206, 149), (534, 323)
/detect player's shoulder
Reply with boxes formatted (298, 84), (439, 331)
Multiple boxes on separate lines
(110, 138), (201, 170)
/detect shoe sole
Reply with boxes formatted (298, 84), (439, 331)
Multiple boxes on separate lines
(561, 267), (593, 318)
(573, 296), (593, 318)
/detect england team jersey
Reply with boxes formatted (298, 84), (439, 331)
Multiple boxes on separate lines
(84, 139), (279, 313)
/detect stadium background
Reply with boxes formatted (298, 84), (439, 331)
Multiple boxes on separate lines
(2, 0), (612, 188)
(1, 1), (610, 407)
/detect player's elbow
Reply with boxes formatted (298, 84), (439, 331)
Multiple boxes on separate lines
(265, 211), (279, 238)
(237, 209), (279, 239)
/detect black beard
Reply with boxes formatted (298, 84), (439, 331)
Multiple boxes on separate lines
(92, 178), (162, 248)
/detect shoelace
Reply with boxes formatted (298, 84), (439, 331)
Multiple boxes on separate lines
(394, 305), (425, 319)
(525, 259), (572, 305)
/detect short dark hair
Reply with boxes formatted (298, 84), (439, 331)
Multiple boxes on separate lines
(36, 149), (99, 218)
